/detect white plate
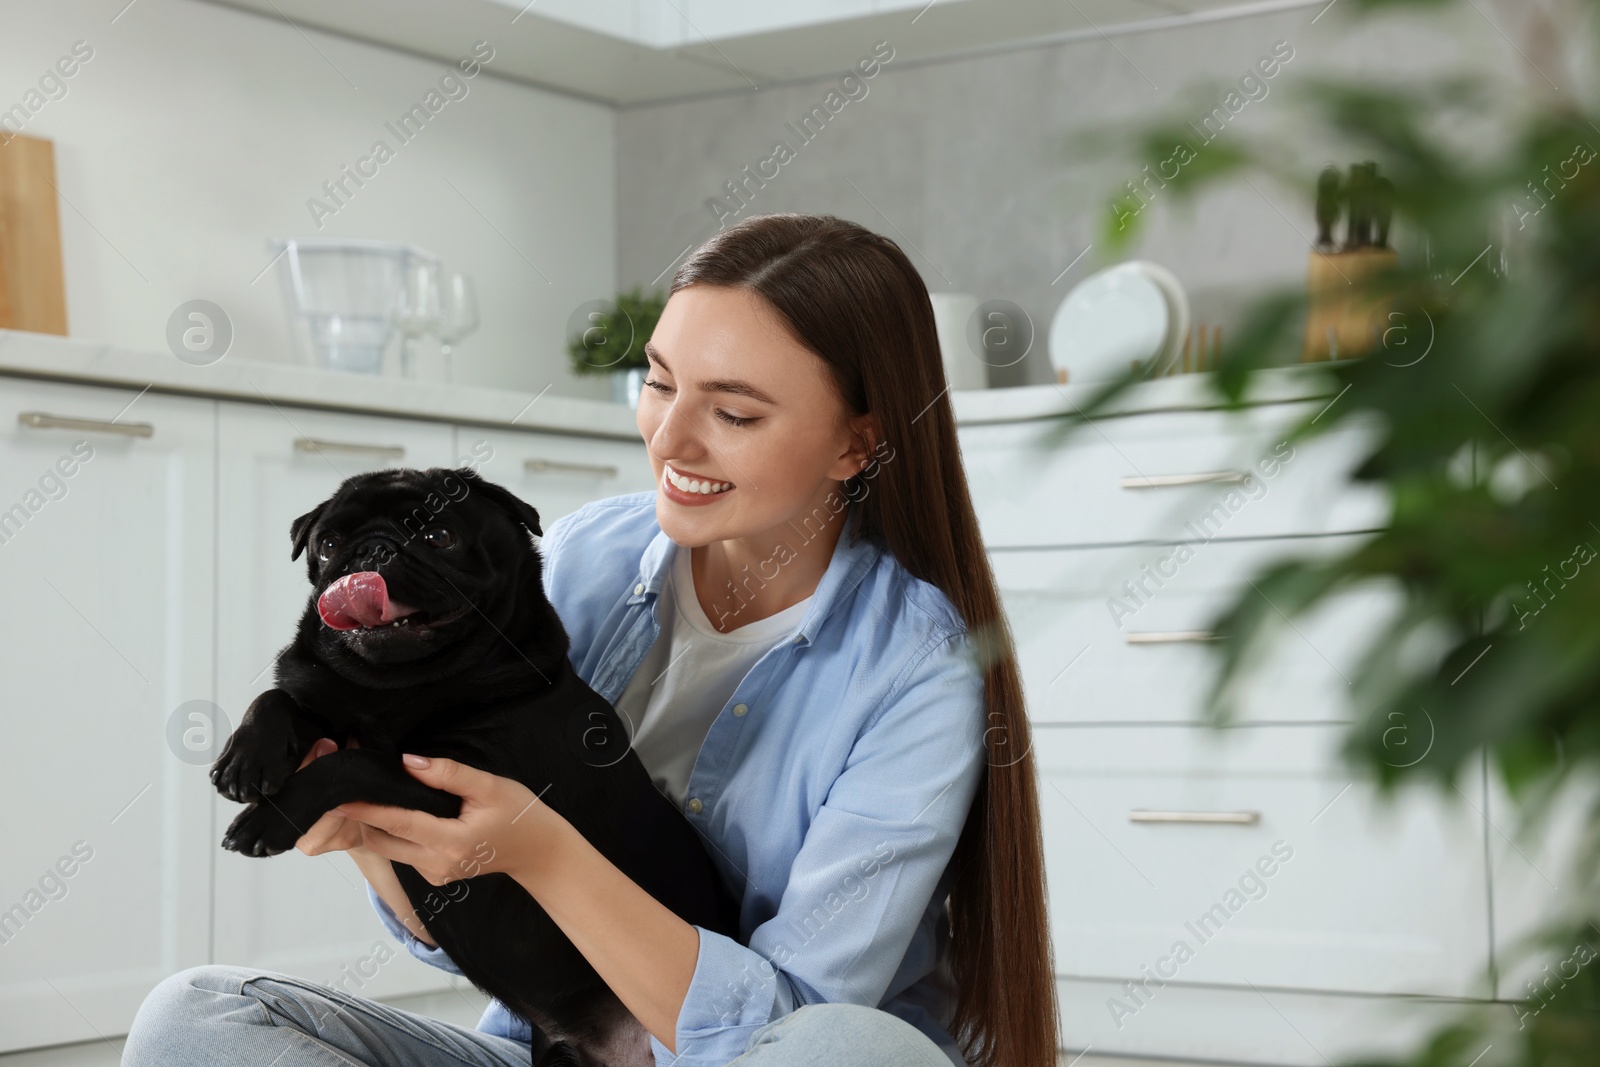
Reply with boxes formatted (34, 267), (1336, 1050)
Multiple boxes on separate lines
(1049, 261), (1188, 383)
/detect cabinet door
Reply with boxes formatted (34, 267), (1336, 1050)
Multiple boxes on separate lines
(991, 535), (1401, 724)
(1038, 725), (1494, 999)
(212, 401), (460, 998)
(452, 424), (654, 531)
(0, 378), (215, 1051)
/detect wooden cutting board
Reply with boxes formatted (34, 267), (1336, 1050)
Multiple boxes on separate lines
(0, 133), (69, 335)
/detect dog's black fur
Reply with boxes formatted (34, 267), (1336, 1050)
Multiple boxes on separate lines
(210, 466), (741, 1067)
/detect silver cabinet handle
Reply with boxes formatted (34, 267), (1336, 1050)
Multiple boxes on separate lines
(294, 437), (405, 459)
(1129, 810), (1260, 825)
(1122, 471), (1250, 489)
(1125, 630), (1220, 644)
(19, 411), (154, 438)
(524, 457), (619, 477)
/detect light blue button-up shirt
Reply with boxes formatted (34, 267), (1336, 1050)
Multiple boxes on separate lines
(365, 491), (986, 1067)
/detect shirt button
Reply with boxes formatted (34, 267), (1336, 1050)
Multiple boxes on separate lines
(732, 703), (747, 717)
(687, 798), (703, 814)
(633, 583), (644, 595)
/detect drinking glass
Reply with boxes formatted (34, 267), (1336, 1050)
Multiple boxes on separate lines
(395, 252), (441, 379)
(437, 271), (480, 384)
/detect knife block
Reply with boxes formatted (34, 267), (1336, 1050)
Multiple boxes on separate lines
(1300, 246), (1396, 362)
(0, 134), (69, 335)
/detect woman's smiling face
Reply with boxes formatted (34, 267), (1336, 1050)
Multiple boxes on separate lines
(636, 284), (874, 548)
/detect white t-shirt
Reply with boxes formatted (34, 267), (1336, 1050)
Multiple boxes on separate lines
(614, 541), (814, 807)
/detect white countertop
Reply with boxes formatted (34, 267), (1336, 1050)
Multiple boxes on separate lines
(0, 329), (646, 441)
(949, 363), (1340, 424)
(0, 329), (1340, 437)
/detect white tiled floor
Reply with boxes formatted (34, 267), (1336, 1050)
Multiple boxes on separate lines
(0, 986), (1241, 1067)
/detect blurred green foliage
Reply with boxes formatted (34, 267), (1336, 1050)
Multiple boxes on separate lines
(1051, 1), (1600, 1062)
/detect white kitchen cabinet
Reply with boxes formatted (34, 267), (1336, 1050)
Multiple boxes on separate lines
(210, 401), (461, 999)
(451, 423), (656, 535)
(0, 357), (1536, 1066)
(991, 536), (1402, 724)
(1056, 974), (1478, 1065)
(0, 378), (216, 1051)
(518, 0), (922, 48)
(962, 404), (1389, 549)
(1037, 726), (1493, 1000)
(0, 368), (654, 1052)
(1484, 762), (1600, 1001)
(957, 391), (1500, 1064)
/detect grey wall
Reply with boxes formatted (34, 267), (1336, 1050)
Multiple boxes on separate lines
(616, 0), (1540, 389)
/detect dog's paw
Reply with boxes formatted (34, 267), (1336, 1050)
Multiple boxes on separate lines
(210, 728), (302, 804)
(220, 800), (305, 857)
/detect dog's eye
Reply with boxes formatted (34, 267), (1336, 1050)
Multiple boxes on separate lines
(316, 534), (342, 562)
(423, 526), (456, 549)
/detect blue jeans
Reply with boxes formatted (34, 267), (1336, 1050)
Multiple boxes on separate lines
(121, 964), (963, 1067)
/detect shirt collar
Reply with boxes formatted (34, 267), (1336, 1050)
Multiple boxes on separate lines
(629, 503), (881, 647)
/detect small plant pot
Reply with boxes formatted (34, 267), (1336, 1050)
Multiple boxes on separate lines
(610, 367), (648, 408)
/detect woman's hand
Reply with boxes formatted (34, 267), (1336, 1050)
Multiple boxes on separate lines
(294, 736), (368, 857)
(331, 755), (568, 888)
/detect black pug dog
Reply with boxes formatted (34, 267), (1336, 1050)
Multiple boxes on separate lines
(210, 466), (741, 1067)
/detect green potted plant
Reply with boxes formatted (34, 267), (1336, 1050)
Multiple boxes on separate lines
(566, 285), (667, 407)
(1049, 1), (1600, 1064)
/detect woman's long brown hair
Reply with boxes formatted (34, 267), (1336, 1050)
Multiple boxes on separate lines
(671, 213), (1060, 1067)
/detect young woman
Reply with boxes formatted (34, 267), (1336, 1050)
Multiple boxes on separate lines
(122, 213), (1059, 1067)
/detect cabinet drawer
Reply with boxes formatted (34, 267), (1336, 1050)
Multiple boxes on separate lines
(1056, 975), (1478, 1066)
(1037, 725), (1492, 998)
(1486, 764), (1600, 999)
(961, 403), (1387, 548)
(994, 536), (1399, 723)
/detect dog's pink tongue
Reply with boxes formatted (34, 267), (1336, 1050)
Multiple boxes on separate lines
(318, 572), (420, 630)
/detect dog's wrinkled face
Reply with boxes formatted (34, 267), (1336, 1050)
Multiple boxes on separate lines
(288, 466), (543, 672)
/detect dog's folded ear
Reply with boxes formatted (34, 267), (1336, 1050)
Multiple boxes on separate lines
(290, 501), (329, 562)
(451, 467), (542, 540)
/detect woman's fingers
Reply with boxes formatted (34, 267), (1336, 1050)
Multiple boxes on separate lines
(338, 818), (440, 874)
(368, 844), (445, 881)
(296, 807), (350, 856)
(295, 738), (353, 855)
(293, 738), (382, 856)
(294, 738), (387, 856)
(298, 737), (338, 772)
